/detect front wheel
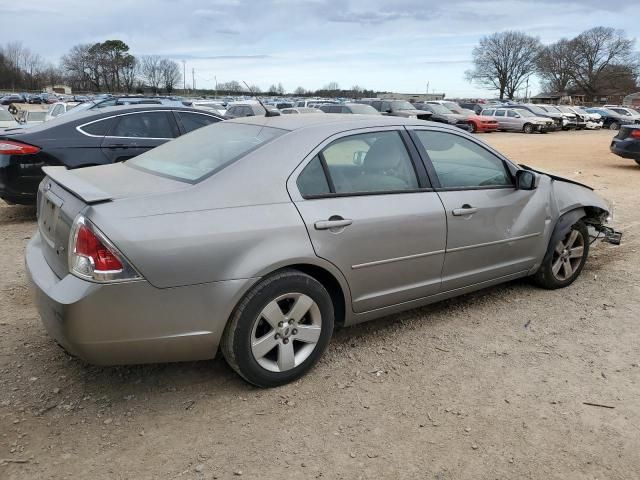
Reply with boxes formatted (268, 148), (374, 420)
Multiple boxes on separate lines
(532, 220), (589, 289)
(609, 122), (620, 131)
(468, 122), (477, 133)
(221, 270), (334, 387)
(523, 123), (535, 134)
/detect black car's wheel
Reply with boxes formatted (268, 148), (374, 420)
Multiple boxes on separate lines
(609, 121), (620, 131)
(221, 270), (334, 388)
(469, 122), (477, 133)
(523, 123), (535, 134)
(532, 220), (589, 289)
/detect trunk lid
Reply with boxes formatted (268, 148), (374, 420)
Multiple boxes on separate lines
(37, 163), (190, 278)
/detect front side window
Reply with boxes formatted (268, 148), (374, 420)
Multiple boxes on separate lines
(110, 112), (178, 139)
(507, 110), (518, 118)
(414, 131), (513, 189)
(313, 131), (418, 195)
(495, 110), (506, 117)
(127, 123), (285, 182)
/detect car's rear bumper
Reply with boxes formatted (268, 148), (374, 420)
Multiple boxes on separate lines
(610, 139), (640, 160)
(26, 231), (256, 365)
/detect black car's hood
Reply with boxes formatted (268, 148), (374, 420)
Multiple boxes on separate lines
(519, 164), (593, 191)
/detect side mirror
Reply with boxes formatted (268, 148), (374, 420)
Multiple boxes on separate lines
(516, 170), (538, 190)
(515, 114), (521, 118)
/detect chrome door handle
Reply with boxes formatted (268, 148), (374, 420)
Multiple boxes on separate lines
(314, 218), (353, 230)
(452, 205), (478, 216)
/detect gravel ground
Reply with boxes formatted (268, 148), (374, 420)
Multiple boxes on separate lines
(1, 129), (639, 479)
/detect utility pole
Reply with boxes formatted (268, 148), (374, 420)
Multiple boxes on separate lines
(192, 68), (195, 92)
(182, 60), (186, 92)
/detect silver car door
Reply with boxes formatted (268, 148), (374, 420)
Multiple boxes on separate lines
(288, 127), (447, 313)
(494, 109), (509, 130)
(410, 128), (550, 291)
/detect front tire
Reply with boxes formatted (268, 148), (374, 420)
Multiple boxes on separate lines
(469, 122), (477, 133)
(221, 270), (334, 387)
(532, 220), (589, 289)
(523, 123), (534, 134)
(609, 121), (620, 131)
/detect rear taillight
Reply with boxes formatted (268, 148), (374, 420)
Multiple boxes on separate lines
(630, 130), (640, 139)
(0, 140), (40, 155)
(68, 215), (141, 283)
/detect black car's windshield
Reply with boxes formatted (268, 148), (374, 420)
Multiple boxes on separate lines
(391, 101), (415, 111)
(427, 104), (453, 114)
(127, 123), (286, 183)
(524, 105), (548, 115)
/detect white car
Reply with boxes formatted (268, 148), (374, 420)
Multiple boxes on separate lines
(190, 101), (226, 116)
(609, 107), (640, 123)
(0, 108), (19, 129)
(45, 102), (80, 122)
(568, 107), (603, 130)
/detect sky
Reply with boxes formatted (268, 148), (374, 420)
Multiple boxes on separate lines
(2, 0), (638, 97)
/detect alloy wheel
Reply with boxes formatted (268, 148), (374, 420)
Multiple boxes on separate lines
(551, 229), (585, 281)
(250, 293), (322, 373)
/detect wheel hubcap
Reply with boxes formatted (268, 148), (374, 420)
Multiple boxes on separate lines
(250, 293), (322, 373)
(551, 229), (585, 281)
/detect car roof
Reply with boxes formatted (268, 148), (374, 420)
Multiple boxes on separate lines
(226, 113), (457, 133)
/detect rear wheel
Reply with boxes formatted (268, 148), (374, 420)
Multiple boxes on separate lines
(221, 270), (334, 387)
(609, 121), (620, 131)
(532, 220), (589, 289)
(523, 123), (535, 134)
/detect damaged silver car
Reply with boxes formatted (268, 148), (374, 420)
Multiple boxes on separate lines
(26, 115), (621, 387)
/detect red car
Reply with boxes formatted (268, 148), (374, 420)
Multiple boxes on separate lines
(429, 101), (498, 133)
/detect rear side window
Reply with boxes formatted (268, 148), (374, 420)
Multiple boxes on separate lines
(79, 117), (114, 136)
(110, 111), (178, 138)
(177, 112), (220, 133)
(414, 131), (513, 189)
(297, 156), (330, 197)
(127, 123), (285, 182)
(507, 110), (518, 117)
(495, 110), (506, 117)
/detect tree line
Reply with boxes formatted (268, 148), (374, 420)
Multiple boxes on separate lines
(466, 26), (639, 100)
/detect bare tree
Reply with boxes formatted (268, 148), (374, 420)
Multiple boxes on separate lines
(294, 86), (306, 95)
(466, 31), (541, 99)
(158, 58), (181, 94)
(267, 84), (278, 95)
(566, 27), (637, 97)
(121, 57), (138, 93)
(324, 81), (340, 91)
(537, 39), (574, 93)
(139, 55), (162, 93)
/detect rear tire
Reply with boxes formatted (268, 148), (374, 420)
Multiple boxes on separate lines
(609, 122), (620, 131)
(221, 270), (334, 388)
(532, 220), (589, 289)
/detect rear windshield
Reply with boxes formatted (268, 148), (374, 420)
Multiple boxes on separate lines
(127, 122), (286, 183)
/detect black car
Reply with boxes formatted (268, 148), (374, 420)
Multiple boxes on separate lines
(587, 108), (637, 131)
(502, 104), (562, 131)
(224, 103), (272, 119)
(414, 103), (471, 130)
(1, 94), (26, 106)
(0, 105), (222, 205)
(356, 99), (432, 120)
(610, 125), (640, 165)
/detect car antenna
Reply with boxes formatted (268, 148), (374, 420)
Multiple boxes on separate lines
(243, 81), (280, 117)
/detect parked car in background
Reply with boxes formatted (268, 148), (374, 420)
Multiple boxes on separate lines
(0, 105), (223, 205)
(431, 103), (498, 133)
(608, 107), (640, 123)
(610, 125), (640, 165)
(503, 104), (562, 131)
(45, 102), (80, 121)
(25, 114), (618, 387)
(18, 109), (48, 127)
(0, 108), (19, 129)
(555, 105), (587, 129)
(357, 99), (433, 120)
(190, 100), (227, 116)
(536, 105), (577, 130)
(281, 107), (324, 114)
(414, 103), (471, 130)
(459, 102), (487, 115)
(585, 108), (632, 130)
(481, 107), (554, 133)
(318, 103), (380, 115)
(1, 94), (26, 106)
(224, 102), (277, 119)
(568, 107), (602, 129)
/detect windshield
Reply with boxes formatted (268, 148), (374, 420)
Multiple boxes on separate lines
(525, 105), (548, 115)
(442, 102), (461, 112)
(556, 106), (574, 114)
(428, 104), (453, 114)
(127, 123), (286, 183)
(391, 101), (415, 111)
(60, 101), (95, 116)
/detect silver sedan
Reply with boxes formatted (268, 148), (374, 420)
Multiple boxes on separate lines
(26, 115), (620, 387)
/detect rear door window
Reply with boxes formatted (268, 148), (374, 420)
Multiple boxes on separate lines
(176, 112), (221, 134)
(78, 117), (114, 136)
(109, 111), (179, 139)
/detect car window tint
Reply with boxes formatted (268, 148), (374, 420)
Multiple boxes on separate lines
(321, 131), (418, 194)
(297, 156), (331, 197)
(507, 110), (518, 117)
(110, 112), (178, 138)
(80, 118), (113, 136)
(341, 106), (351, 113)
(482, 109), (495, 116)
(494, 110), (505, 117)
(416, 131), (512, 189)
(177, 112), (220, 133)
(371, 101), (382, 110)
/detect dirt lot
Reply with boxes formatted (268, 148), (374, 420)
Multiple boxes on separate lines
(1, 129), (639, 479)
